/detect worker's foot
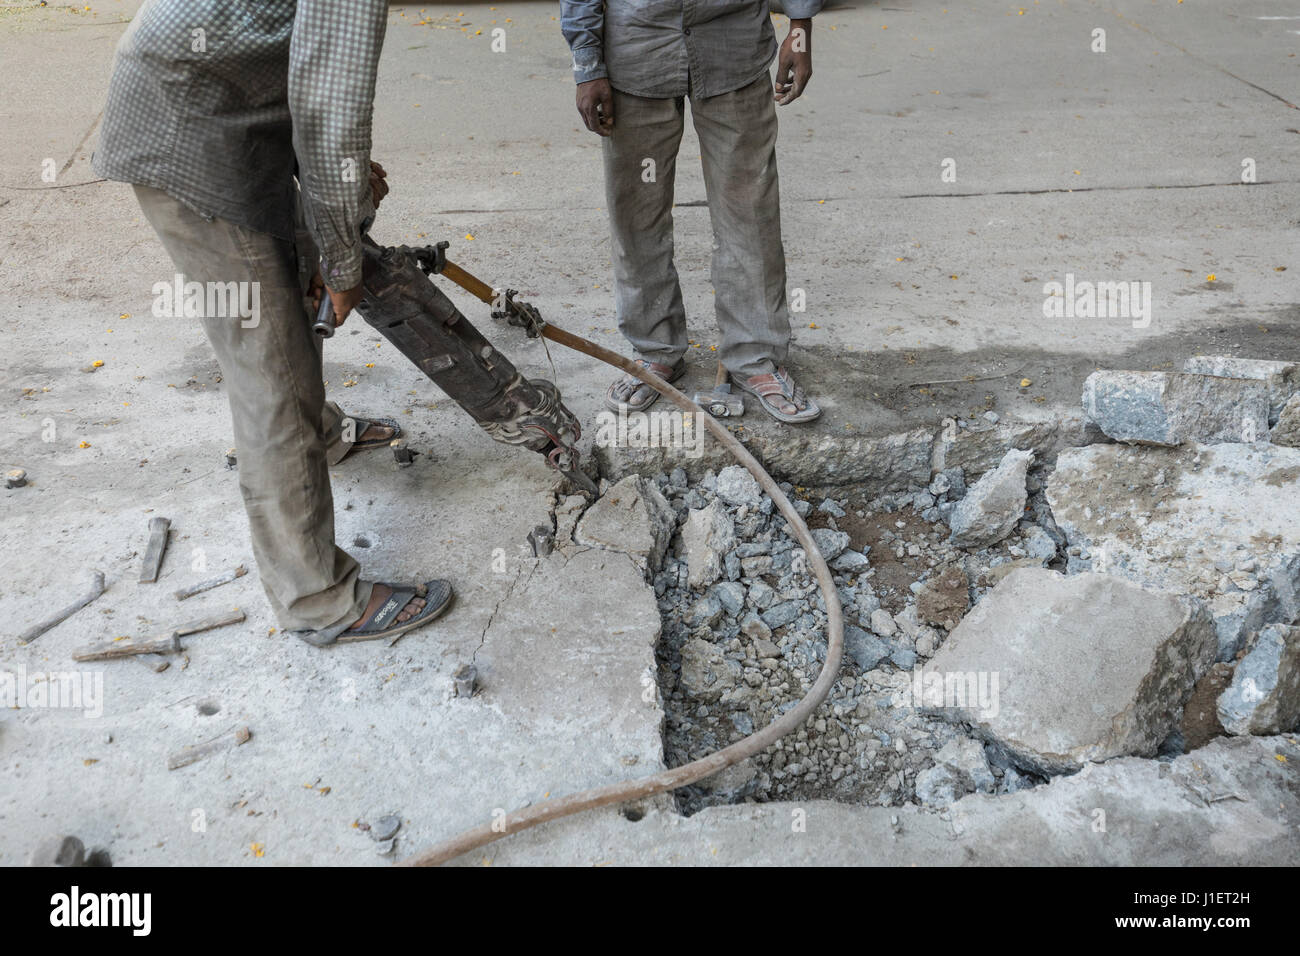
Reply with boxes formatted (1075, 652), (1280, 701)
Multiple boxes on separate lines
(358, 420), (398, 444)
(337, 415), (403, 461)
(735, 367), (822, 423)
(604, 358), (686, 413)
(348, 584), (426, 629)
(295, 579), (454, 646)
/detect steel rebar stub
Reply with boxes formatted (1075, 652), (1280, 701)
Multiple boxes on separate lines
(452, 664), (477, 698)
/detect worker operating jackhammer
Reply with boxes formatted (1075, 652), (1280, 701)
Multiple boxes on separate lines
(93, 0), (450, 646)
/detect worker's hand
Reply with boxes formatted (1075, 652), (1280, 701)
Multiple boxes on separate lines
(576, 78), (614, 136)
(326, 282), (365, 325)
(775, 19), (813, 105)
(369, 160), (389, 209)
(307, 271), (326, 312)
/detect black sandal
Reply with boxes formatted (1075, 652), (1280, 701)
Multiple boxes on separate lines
(298, 579), (454, 647)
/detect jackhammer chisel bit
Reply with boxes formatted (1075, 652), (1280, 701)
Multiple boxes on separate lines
(353, 234), (598, 497)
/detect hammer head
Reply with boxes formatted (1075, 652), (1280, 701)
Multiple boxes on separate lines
(693, 385), (745, 417)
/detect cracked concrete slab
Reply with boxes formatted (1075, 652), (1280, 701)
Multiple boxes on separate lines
(4, 0), (1300, 868)
(448, 735), (1300, 866)
(1049, 442), (1300, 661)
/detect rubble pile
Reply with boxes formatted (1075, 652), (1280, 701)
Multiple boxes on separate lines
(582, 355), (1300, 817)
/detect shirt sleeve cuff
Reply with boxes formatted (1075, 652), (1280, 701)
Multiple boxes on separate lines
(321, 247), (363, 291)
(571, 45), (607, 84)
(782, 1), (824, 18)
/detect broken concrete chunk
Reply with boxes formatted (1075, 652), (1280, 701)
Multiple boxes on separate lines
(552, 493), (588, 547)
(698, 759), (759, 800)
(1217, 624), (1300, 736)
(869, 608), (898, 638)
(932, 420), (1057, 481)
(686, 593), (724, 628)
(679, 500), (737, 589)
(1048, 442), (1300, 661)
(1020, 525), (1058, 563)
(711, 581), (746, 617)
(830, 549), (870, 572)
(574, 474), (675, 573)
(679, 637), (740, 702)
(914, 763), (964, 807)
(761, 600), (802, 630)
(809, 527), (850, 561)
(740, 612), (773, 643)
(844, 625), (890, 671)
(1183, 356), (1299, 425)
(1271, 393), (1300, 448)
(933, 738), (995, 794)
(947, 448), (1033, 548)
(714, 465), (763, 508)
(1083, 370), (1271, 446)
(920, 568), (1216, 775)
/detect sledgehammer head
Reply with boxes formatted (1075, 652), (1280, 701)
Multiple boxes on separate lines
(694, 361), (745, 417)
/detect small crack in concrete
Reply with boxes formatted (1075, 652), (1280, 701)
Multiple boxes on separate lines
(471, 559), (538, 664)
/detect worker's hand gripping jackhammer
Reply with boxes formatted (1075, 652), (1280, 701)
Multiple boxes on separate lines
(313, 229), (597, 498)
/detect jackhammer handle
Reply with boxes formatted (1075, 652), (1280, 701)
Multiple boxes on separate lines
(312, 293), (336, 338)
(439, 260), (496, 305)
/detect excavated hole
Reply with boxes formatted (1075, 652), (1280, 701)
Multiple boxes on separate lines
(647, 466), (1062, 816)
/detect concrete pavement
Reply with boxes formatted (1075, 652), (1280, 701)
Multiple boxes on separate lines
(1, 0), (1297, 865)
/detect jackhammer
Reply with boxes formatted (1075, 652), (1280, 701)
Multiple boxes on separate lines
(315, 232), (597, 497)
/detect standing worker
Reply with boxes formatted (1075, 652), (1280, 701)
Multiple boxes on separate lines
(562, 0), (824, 423)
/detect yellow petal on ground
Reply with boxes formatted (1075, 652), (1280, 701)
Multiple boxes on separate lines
(92, 360), (104, 367)
(78, 441), (90, 448)
(465, 233), (475, 240)
(1206, 273), (1217, 282)
(1020, 378), (1032, 388)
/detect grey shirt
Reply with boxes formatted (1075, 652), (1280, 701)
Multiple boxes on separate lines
(560, 0), (824, 99)
(93, 0), (387, 290)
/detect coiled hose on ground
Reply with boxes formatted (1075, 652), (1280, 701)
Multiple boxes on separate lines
(401, 322), (844, 866)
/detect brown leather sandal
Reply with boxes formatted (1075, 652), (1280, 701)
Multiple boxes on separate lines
(735, 367), (822, 423)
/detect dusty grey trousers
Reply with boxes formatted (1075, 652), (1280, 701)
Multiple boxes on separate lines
(134, 185), (372, 641)
(602, 74), (792, 379)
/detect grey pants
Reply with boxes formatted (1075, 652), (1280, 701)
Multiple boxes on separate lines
(602, 74), (792, 379)
(134, 184), (371, 641)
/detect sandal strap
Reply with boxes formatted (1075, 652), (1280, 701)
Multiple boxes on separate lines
(356, 582), (425, 633)
(610, 359), (679, 401)
(747, 368), (808, 410)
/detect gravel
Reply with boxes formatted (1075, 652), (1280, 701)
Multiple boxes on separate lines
(646, 467), (1049, 814)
